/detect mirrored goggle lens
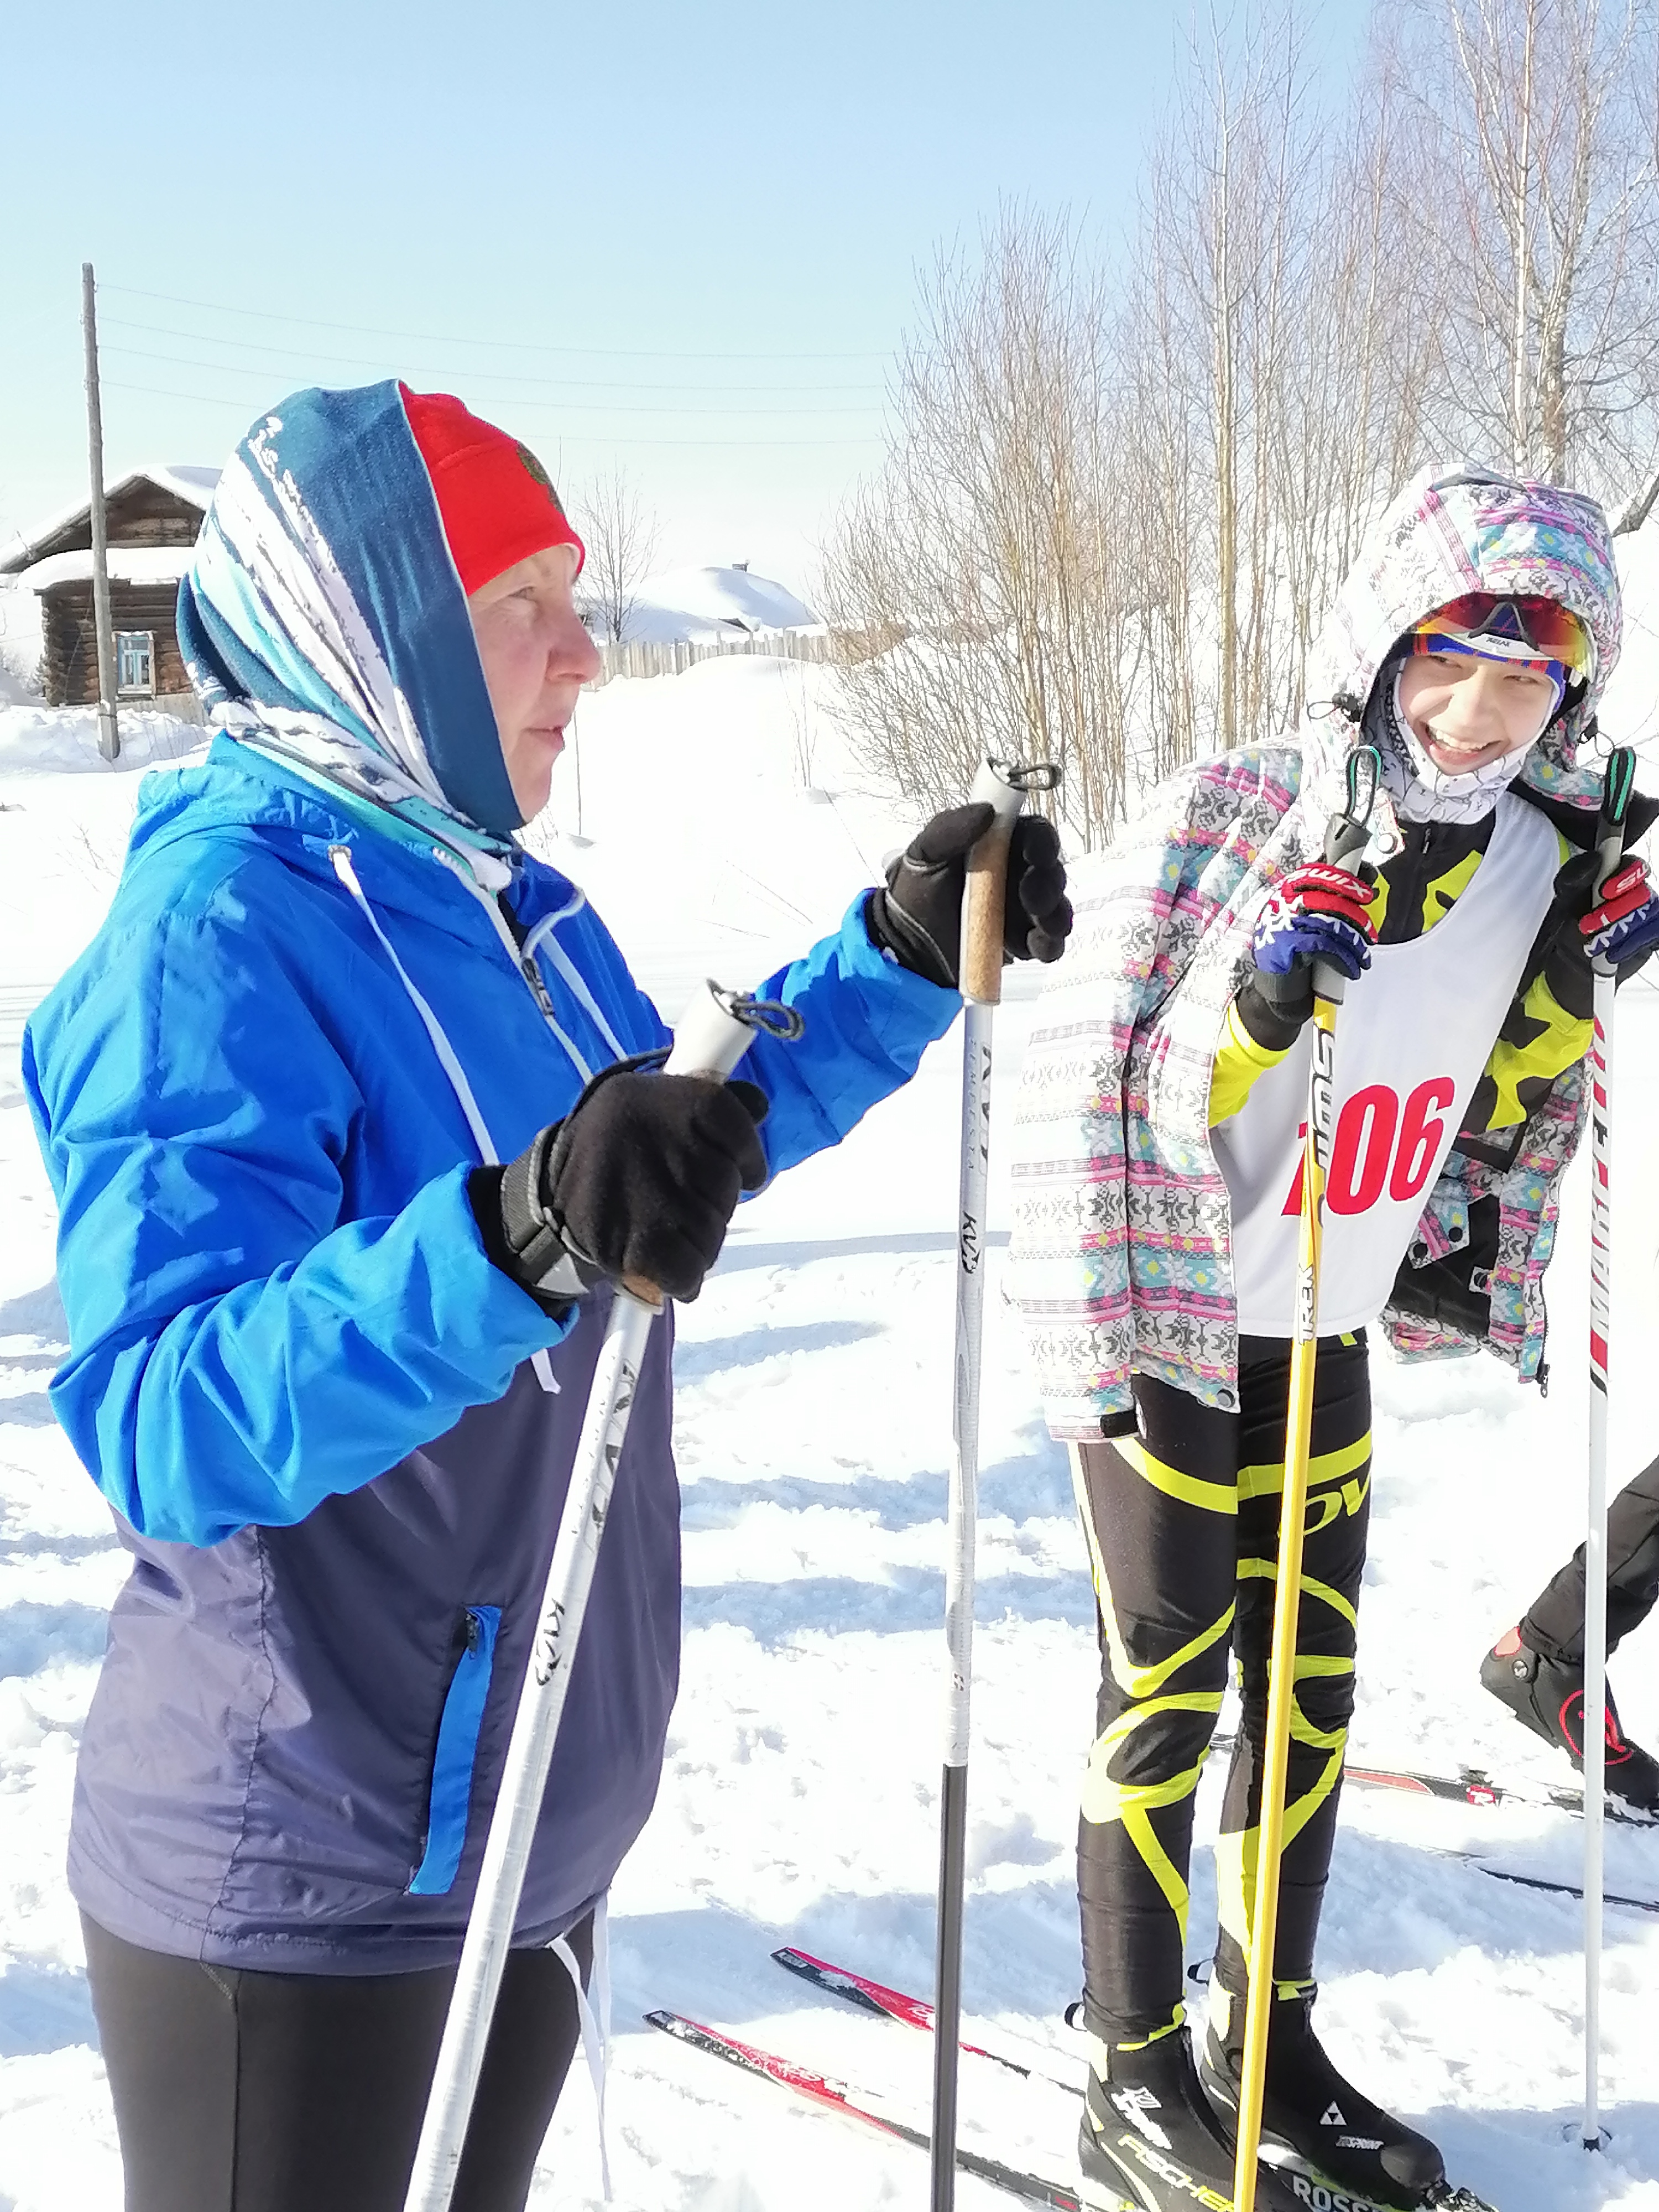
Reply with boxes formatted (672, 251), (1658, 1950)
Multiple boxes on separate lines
(1417, 593), (1591, 676)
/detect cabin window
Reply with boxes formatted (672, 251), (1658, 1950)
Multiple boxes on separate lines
(116, 631), (154, 696)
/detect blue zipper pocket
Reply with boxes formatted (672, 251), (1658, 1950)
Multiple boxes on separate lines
(408, 1604), (500, 1897)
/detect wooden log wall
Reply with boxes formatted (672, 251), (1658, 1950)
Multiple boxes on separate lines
(41, 582), (191, 708)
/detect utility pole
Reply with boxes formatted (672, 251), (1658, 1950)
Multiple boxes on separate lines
(81, 261), (119, 762)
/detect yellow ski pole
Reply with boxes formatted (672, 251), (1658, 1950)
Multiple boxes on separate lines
(1232, 744), (1379, 2212)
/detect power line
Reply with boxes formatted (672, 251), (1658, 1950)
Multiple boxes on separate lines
(101, 318), (886, 396)
(101, 283), (891, 363)
(101, 379), (884, 449)
(101, 346), (885, 418)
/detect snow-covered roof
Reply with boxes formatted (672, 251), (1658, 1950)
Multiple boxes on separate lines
(594, 565), (821, 647)
(0, 465), (218, 576)
(12, 546), (197, 594)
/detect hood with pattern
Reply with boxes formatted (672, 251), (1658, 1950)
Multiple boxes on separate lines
(1308, 462), (1623, 812)
(176, 382), (524, 855)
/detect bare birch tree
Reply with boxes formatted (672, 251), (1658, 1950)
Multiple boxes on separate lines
(1399, 0), (1659, 507)
(574, 464), (660, 643)
(1112, 7), (1424, 768)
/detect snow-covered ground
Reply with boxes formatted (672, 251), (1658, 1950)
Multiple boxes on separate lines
(2, 653), (1659, 2211)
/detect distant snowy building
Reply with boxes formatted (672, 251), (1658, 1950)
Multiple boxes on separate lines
(589, 564), (820, 648)
(0, 465), (218, 708)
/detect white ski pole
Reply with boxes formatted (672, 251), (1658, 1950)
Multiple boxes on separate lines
(1582, 742), (1634, 2155)
(931, 755), (1060, 2212)
(404, 980), (803, 2212)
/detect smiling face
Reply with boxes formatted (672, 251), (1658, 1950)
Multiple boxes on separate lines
(1395, 650), (1562, 776)
(467, 545), (602, 821)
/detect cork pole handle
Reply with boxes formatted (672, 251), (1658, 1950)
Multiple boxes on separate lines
(959, 759), (1027, 1006)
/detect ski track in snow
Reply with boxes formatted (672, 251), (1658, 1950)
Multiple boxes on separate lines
(1, 662), (1658, 2208)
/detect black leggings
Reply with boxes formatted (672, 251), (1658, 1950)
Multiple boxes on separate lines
(82, 1912), (593, 2212)
(1524, 1448), (1659, 1666)
(1074, 1333), (1371, 2049)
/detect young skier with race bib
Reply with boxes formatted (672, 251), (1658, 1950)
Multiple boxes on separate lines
(1011, 465), (1658, 2212)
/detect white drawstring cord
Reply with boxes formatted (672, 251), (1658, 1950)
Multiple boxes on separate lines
(427, 847), (597, 1084)
(541, 948), (630, 1066)
(521, 886), (585, 956)
(328, 844), (557, 1396)
(550, 1892), (612, 2201)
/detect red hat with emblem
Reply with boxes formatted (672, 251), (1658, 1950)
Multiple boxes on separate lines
(400, 385), (585, 596)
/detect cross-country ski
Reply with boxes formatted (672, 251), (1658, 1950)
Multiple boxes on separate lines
(771, 1943), (1084, 2093)
(1209, 1739), (1658, 1829)
(769, 1943), (1514, 2212)
(645, 2010), (1087, 2210)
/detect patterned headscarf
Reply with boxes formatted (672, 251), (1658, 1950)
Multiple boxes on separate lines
(178, 383), (535, 866)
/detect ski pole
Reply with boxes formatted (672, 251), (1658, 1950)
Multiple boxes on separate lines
(931, 754), (1061, 2212)
(1233, 745), (1379, 2212)
(404, 980), (804, 2212)
(1582, 742), (1635, 2155)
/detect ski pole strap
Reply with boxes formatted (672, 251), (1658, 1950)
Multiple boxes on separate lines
(960, 757), (1061, 1006)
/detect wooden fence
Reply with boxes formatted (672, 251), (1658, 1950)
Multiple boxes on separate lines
(593, 629), (841, 685)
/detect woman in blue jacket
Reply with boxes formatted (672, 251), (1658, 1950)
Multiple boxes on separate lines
(24, 382), (1070, 2212)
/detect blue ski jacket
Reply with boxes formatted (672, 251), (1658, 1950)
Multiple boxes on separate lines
(25, 738), (957, 1969)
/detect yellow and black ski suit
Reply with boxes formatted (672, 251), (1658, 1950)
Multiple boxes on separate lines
(1077, 802), (1592, 2057)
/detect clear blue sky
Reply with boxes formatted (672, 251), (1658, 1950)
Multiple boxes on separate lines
(2, 0), (1367, 595)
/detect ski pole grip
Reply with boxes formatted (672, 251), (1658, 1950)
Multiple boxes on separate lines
(959, 759), (1025, 1006)
(1310, 745), (1381, 1005)
(960, 756), (1063, 1004)
(665, 979), (761, 1082)
(1594, 746), (1637, 900)
(619, 982), (804, 1307)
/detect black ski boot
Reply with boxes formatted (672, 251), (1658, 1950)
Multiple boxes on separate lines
(1481, 1626), (1659, 1814)
(1079, 2024), (1296, 2211)
(1198, 1983), (1444, 2211)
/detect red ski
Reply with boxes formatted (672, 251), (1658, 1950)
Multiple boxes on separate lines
(1208, 1731), (1656, 1829)
(772, 1944), (1082, 2096)
(646, 2008), (1089, 2209)
(1342, 1755), (1656, 1828)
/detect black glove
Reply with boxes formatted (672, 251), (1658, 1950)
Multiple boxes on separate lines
(865, 804), (1072, 988)
(471, 1061), (769, 1311)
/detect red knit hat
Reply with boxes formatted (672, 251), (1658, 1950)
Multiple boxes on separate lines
(400, 385), (585, 595)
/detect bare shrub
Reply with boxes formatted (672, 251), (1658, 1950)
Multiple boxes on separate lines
(820, 208), (1136, 847)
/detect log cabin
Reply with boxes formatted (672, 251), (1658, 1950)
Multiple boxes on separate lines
(0, 466), (218, 709)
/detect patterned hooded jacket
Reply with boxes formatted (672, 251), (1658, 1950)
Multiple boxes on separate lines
(1010, 464), (1625, 1441)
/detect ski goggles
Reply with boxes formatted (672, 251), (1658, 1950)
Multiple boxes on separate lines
(1409, 593), (1593, 684)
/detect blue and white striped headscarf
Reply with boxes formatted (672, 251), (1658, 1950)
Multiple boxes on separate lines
(178, 381), (523, 860)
